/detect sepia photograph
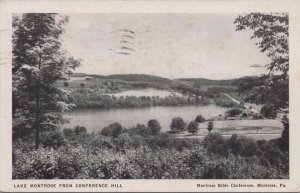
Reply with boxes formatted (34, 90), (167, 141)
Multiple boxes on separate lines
(10, 12), (290, 180)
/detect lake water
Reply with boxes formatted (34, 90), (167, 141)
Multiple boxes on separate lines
(63, 105), (228, 133)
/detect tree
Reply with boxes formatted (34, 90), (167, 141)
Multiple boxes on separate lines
(101, 122), (122, 138)
(234, 13), (289, 113)
(241, 113), (248, 118)
(207, 121), (213, 133)
(229, 109), (241, 117)
(226, 108), (243, 117)
(187, 121), (199, 136)
(132, 124), (148, 137)
(170, 117), (186, 133)
(147, 119), (161, 135)
(63, 82), (69, 87)
(260, 105), (277, 119)
(74, 125), (87, 135)
(195, 115), (205, 123)
(12, 14), (80, 149)
(280, 115), (289, 151)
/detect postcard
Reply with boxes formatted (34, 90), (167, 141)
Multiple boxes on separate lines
(0, 0), (300, 192)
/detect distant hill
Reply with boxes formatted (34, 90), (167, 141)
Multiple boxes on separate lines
(106, 74), (172, 84)
(72, 73), (106, 79)
(176, 78), (240, 86)
(71, 73), (242, 86)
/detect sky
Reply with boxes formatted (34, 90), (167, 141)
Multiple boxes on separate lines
(62, 13), (270, 80)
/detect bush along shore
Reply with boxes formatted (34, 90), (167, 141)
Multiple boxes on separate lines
(13, 118), (289, 179)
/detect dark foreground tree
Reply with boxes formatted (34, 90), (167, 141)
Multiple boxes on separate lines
(280, 115), (289, 151)
(147, 119), (161, 135)
(170, 117), (186, 133)
(234, 13), (289, 113)
(235, 13), (289, 151)
(12, 14), (80, 149)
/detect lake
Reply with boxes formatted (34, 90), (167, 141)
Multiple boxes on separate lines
(63, 105), (228, 132)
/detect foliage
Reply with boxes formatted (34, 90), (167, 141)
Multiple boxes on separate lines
(63, 82), (69, 87)
(70, 89), (210, 109)
(170, 117), (186, 133)
(237, 75), (288, 112)
(12, 13), (80, 149)
(74, 126), (87, 135)
(126, 124), (149, 137)
(241, 112), (248, 118)
(260, 105), (277, 119)
(187, 121), (199, 135)
(226, 108), (243, 117)
(234, 13), (289, 112)
(279, 115), (289, 151)
(203, 133), (226, 155)
(13, 129), (289, 179)
(147, 119), (161, 135)
(40, 131), (65, 149)
(215, 98), (237, 107)
(226, 134), (258, 157)
(195, 115), (205, 123)
(207, 121), (214, 133)
(101, 122), (123, 138)
(207, 86), (238, 94)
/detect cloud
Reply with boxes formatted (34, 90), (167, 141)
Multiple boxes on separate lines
(249, 64), (265, 68)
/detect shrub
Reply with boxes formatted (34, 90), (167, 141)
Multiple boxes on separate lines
(147, 119), (161, 135)
(13, 147), (59, 179)
(74, 126), (87, 135)
(207, 121), (213, 133)
(226, 134), (258, 157)
(12, 135), (289, 179)
(89, 136), (114, 149)
(63, 82), (69, 87)
(203, 156), (284, 179)
(253, 113), (264, 119)
(261, 142), (289, 174)
(279, 115), (289, 151)
(241, 112), (248, 118)
(170, 117), (186, 133)
(128, 124), (149, 137)
(226, 108), (243, 117)
(40, 131), (65, 149)
(260, 105), (277, 119)
(63, 128), (73, 138)
(203, 133), (226, 156)
(195, 115), (205, 123)
(215, 98), (236, 107)
(187, 121), (199, 135)
(101, 122), (122, 138)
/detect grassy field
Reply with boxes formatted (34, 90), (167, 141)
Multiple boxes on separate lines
(180, 119), (284, 140)
(107, 89), (183, 97)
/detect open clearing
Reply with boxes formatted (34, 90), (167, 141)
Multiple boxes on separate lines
(107, 89), (183, 97)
